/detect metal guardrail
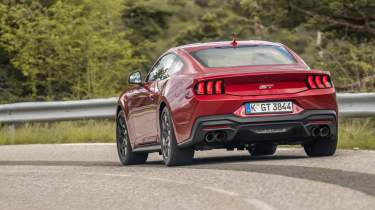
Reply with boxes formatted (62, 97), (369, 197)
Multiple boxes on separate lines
(0, 98), (118, 123)
(336, 93), (375, 118)
(0, 93), (375, 123)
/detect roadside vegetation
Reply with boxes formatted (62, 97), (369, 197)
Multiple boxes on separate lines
(338, 118), (375, 150)
(1, 119), (375, 150)
(0, 120), (115, 145)
(1, 0), (375, 104)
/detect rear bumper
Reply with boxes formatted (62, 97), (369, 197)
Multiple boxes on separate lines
(178, 110), (337, 148)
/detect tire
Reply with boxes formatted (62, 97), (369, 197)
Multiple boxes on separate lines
(116, 110), (148, 165)
(303, 135), (337, 157)
(160, 107), (194, 166)
(248, 144), (277, 156)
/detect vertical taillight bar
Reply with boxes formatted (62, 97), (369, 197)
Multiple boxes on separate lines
(197, 82), (205, 94)
(315, 76), (325, 88)
(215, 80), (223, 94)
(322, 75), (332, 88)
(206, 81), (214, 94)
(307, 76), (317, 89)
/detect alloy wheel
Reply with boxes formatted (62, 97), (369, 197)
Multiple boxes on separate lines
(161, 112), (171, 160)
(117, 115), (128, 159)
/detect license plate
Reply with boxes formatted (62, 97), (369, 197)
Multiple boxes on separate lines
(245, 101), (293, 114)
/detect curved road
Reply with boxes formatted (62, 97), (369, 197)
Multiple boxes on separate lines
(0, 144), (375, 210)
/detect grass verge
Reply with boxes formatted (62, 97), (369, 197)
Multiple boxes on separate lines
(0, 118), (374, 150)
(0, 120), (115, 145)
(338, 118), (375, 150)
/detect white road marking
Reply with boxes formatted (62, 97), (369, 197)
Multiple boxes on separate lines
(246, 198), (277, 210)
(146, 176), (276, 210)
(146, 176), (240, 197)
(201, 186), (240, 197)
(79, 172), (243, 199)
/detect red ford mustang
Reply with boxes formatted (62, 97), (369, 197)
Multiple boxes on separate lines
(116, 40), (338, 166)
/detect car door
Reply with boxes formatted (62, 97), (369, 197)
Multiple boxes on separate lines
(127, 81), (156, 146)
(132, 54), (177, 146)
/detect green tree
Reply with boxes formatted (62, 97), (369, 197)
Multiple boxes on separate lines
(0, 0), (141, 102)
(252, 0), (375, 91)
(1, 0), (374, 104)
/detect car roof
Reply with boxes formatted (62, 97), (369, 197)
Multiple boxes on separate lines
(173, 40), (283, 53)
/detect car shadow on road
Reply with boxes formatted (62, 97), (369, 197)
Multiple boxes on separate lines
(0, 154), (306, 167)
(193, 154), (307, 165)
(143, 154), (308, 167)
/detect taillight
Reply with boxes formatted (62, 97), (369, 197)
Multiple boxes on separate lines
(195, 80), (225, 95)
(307, 75), (332, 89)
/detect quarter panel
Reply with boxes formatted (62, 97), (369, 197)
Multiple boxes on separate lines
(162, 75), (197, 143)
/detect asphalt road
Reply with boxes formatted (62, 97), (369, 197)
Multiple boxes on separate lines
(0, 144), (375, 210)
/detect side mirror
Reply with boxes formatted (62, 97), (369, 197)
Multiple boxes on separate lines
(128, 71), (142, 85)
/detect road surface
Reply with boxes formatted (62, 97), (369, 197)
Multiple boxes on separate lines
(0, 144), (374, 210)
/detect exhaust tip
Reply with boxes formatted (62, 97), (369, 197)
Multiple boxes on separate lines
(311, 127), (320, 137)
(205, 132), (215, 143)
(215, 131), (226, 142)
(320, 126), (330, 137)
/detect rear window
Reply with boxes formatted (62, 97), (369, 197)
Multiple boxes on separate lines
(191, 45), (296, 68)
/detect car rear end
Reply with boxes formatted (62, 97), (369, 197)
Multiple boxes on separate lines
(179, 42), (338, 156)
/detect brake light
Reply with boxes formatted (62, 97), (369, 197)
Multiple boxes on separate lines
(195, 80), (225, 95)
(307, 75), (332, 89)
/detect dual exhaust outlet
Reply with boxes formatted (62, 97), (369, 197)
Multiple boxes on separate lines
(205, 125), (330, 143)
(205, 131), (227, 143)
(311, 125), (330, 137)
